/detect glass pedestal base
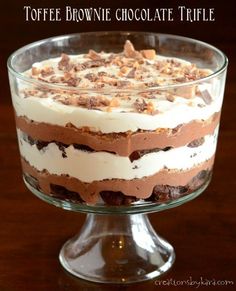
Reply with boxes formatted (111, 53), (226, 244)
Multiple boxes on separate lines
(59, 213), (175, 284)
(25, 178), (211, 284)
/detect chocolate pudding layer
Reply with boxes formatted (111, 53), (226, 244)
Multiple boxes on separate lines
(22, 157), (213, 205)
(12, 40), (223, 205)
(16, 112), (220, 156)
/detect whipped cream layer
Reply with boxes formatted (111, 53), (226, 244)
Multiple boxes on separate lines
(13, 90), (222, 133)
(17, 128), (218, 183)
(12, 40), (222, 134)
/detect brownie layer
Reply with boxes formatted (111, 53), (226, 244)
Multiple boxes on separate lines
(101, 169), (211, 205)
(18, 126), (217, 183)
(19, 131), (208, 161)
(16, 112), (220, 156)
(24, 169), (211, 206)
(21, 156), (214, 204)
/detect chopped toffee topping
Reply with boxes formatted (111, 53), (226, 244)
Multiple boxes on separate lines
(24, 40), (213, 113)
(140, 49), (156, 60)
(166, 93), (175, 102)
(58, 53), (71, 71)
(84, 73), (98, 82)
(28, 41), (212, 91)
(87, 49), (102, 61)
(124, 40), (142, 59)
(133, 98), (156, 114)
(126, 67), (136, 78)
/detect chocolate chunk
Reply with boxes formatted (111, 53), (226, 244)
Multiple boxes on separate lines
(197, 170), (208, 180)
(152, 185), (188, 200)
(49, 76), (61, 83)
(83, 60), (106, 68)
(87, 49), (102, 60)
(188, 137), (205, 148)
(197, 103), (205, 108)
(123, 40), (142, 59)
(66, 77), (81, 87)
(129, 147), (172, 162)
(171, 124), (183, 134)
(74, 60), (105, 71)
(126, 68), (136, 78)
(148, 191), (170, 202)
(58, 53), (72, 71)
(100, 191), (136, 206)
(73, 144), (94, 152)
(145, 82), (160, 87)
(74, 63), (87, 71)
(55, 96), (72, 105)
(50, 184), (84, 203)
(175, 76), (187, 82)
(55, 142), (67, 158)
(36, 140), (49, 151)
(146, 169), (212, 203)
(166, 94), (175, 102)
(94, 83), (105, 89)
(99, 76), (118, 86)
(133, 98), (148, 112)
(140, 91), (156, 99)
(41, 67), (54, 77)
(188, 170), (210, 189)
(170, 59), (181, 67)
(23, 133), (34, 145)
(163, 146), (172, 151)
(98, 71), (108, 77)
(23, 134), (95, 155)
(133, 98), (156, 114)
(23, 134), (49, 150)
(84, 73), (98, 82)
(200, 89), (213, 105)
(82, 96), (110, 109)
(116, 80), (131, 88)
(100, 191), (124, 206)
(56, 94), (110, 108)
(129, 151), (141, 162)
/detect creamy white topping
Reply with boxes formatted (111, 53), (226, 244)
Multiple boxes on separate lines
(26, 54), (194, 88)
(18, 128), (218, 183)
(13, 86), (222, 133)
(12, 53), (222, 133)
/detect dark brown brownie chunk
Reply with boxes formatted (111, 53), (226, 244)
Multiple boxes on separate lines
(24, 169), (211, 206)
(100, 191), (137, 206)
(129, 147), (172, 162)
(188, 137), (205, 147)
(50, 184), (84, 203)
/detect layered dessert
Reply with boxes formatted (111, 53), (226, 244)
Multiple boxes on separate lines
(12, 40), (221, 205)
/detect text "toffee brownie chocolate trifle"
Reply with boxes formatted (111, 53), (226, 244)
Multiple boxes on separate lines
(13, 40), (222, 206)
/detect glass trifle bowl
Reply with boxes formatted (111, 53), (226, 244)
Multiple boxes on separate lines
(8, 32), (227, 283)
